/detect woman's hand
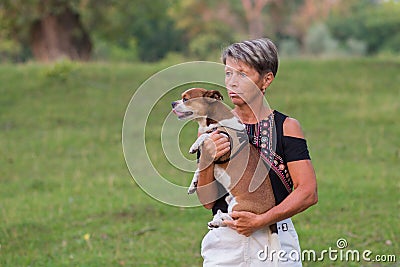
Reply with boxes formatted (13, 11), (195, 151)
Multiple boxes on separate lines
(224, 211), (263, 237)
(201, 131), (230, 162)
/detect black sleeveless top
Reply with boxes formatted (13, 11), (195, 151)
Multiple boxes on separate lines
(211, 110), (311, 215)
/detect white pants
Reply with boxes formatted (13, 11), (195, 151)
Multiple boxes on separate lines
(201, 218), (302, 266)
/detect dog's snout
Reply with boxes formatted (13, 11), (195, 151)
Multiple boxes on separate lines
(171, 101), (178, 108)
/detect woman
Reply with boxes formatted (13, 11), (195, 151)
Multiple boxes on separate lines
(197, 38), (318, 266)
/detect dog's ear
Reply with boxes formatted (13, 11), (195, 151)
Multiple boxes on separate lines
(203, 90), (223, 102)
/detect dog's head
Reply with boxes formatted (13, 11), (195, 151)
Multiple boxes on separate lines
(171, 88), (223, 120)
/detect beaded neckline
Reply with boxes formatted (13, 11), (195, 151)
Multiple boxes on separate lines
(244, 111), (294, 193)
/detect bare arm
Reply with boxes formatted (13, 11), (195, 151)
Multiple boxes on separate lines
(225, 118), (318, 236)
(254, 158), (317, 226)
(196, 160), (217, 209)
(196, 131), (230, 209)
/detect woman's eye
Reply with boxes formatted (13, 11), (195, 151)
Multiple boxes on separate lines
(240, 72), (247, 78)
(225, 71), (232, 77)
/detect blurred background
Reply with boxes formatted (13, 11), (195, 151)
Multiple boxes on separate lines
(1, 0), (400, 63)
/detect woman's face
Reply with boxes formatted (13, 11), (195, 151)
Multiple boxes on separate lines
(224, 57), (268, 107)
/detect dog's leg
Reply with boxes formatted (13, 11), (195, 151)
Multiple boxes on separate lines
(207, 210), (233, 229)
(189, 133), (210, 154)
(188, 149), (229, 194)
(225, 194), (234, 204)
(190, 123), (227, 154)
(213, 165), (231, 189)
(188, 126), (223, 193)
(187, 168), (199, 194)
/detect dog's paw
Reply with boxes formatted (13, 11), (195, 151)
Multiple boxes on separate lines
(189, 145), (198, 154)
(189, 141), (201, 154)
(207, 210), (232, 229)
(189, 134), (209, 154)
(187, 181), (197, 194)
(187, 169), (199, 194)
(207, 220), (223, 229)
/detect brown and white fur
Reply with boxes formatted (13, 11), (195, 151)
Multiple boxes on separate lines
(172, 88), (280, 254)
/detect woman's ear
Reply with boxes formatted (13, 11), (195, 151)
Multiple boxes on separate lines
(262, 72), (274, 90)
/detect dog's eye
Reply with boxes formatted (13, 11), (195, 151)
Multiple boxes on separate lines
(183, 97), (188, 102)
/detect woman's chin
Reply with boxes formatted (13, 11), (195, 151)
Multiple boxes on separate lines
(230, 97), (245, 106)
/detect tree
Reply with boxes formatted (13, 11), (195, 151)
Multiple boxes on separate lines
(240, 0), (274, 38)
(1, 0), (91, 62)
(0, 0), (184, 62)
(285, 0), (339, 49)
(82, 0), (184, 62)
(128, 0), (184, 62)
(168, 0), (243, 59)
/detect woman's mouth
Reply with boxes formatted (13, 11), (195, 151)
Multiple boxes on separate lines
(228, 91), (241, 98)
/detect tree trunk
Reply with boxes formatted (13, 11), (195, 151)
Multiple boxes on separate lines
(241, 0), (271, 38)
(30, 6), (92, 62)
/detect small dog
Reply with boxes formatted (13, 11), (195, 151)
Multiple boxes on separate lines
(172, 88), (278, 239)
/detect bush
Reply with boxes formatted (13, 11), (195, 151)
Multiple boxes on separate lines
(92, 37), (139, 62)
(304, 23), (339, 56)
(345, 38), (367, 56)
(0, 37), (24, 62)
(189, 33), (226, 61)
(327, 1), (400, 55)
(279, 39), (301, 57)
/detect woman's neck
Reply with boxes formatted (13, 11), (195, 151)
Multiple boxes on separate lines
(233, 103), (273, 124)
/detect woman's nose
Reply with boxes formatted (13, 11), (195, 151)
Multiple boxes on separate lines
(226, 73), (238, 88)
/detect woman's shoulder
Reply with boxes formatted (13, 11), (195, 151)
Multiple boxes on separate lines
(274, 110), (305, 139)
(283, 117), (304, 139)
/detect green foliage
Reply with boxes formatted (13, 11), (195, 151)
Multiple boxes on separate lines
(42, 60), (81, 81)
(364, 1), (400, 53)
(328, 0), (400, 54)
(0, 37), (22, 62)
(134, 17), (183, 62)
(0, 59), (399, 266)
(82, 0), (184, 62)
(169, 0), (240, 59)
(92, 36), (139, 62)
(1, 0), (400, 62)
(189, 33), (225, 61)
(0, 0), (80, 42)
(0, 0), (184, 62)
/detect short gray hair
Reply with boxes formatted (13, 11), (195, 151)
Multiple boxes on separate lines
(222, 38), (279, 77)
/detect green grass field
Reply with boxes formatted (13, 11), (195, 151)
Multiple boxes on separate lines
(1, 59), (399, 266)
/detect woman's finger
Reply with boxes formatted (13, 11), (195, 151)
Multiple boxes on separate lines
(223, 219), (236, 229)
(215, 144), (230, 158)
